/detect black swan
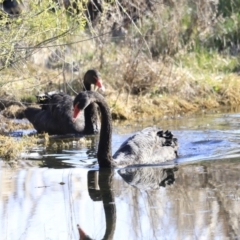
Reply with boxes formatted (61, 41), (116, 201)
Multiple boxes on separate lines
(73, 91), (178, 168)
(24, 69), (104, 135)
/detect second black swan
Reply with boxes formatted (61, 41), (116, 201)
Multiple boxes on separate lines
(24, 69), (104, 135)
(73, 91), (178, 168)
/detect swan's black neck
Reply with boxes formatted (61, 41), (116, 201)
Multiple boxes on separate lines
(83, 76), (93, 91)
(88, 92), (112, 168)
(82, 82), (91, 91)
(96, 98), (113, 168)
(84, 103), (99, 134)
(83, 80), (99, 134)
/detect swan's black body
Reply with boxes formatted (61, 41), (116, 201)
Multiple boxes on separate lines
(73, 91), (178, 168)
(24, 69), (102, 135)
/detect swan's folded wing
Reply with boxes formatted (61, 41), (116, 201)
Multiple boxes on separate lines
(49, 93), (72, 117)
(113, 127), (178, 167)
(24, 107), (56, 133)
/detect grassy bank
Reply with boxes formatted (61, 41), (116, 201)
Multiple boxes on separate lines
(1, 1), (240, 121)
(1, 47), (240, 121)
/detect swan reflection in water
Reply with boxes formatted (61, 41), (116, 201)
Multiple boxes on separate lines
(118, 166), (178, 190)
(78, 166), (177, 239)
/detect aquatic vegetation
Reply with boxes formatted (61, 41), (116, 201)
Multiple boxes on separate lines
(0, 135), (37, 161)
(50, 137), (93, 150)
(0, 114), (32, 132)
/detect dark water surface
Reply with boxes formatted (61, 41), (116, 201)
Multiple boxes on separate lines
(1, 112), (240, 239)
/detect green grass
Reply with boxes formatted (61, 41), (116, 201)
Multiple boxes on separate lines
(177, 50), (239, 74)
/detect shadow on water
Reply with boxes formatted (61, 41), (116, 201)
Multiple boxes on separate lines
(18, 135), (100, 169)
(2, 112), (240, 239)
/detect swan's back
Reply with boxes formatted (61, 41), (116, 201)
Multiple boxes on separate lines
(113, 127), (178, 167)
(47, 93), (73, 118)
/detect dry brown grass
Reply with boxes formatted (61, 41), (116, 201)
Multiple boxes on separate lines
(0, 0), (240, 122)
(0, 135), (37, 160)
(1, 105), (25, 119)
(1, 53), (240, 122)
(0, 113), (32, 132)
(0, 113), (37, 161)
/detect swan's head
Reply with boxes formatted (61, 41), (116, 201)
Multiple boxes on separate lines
(72, 92), (92, 121)
(84, 69), (105, 91)
(77, 224), (92, 240)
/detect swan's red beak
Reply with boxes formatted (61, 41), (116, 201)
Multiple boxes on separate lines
(73, 104), (80, 122)
(77, 225), (89, 240)
(95, 77), (105, 91)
